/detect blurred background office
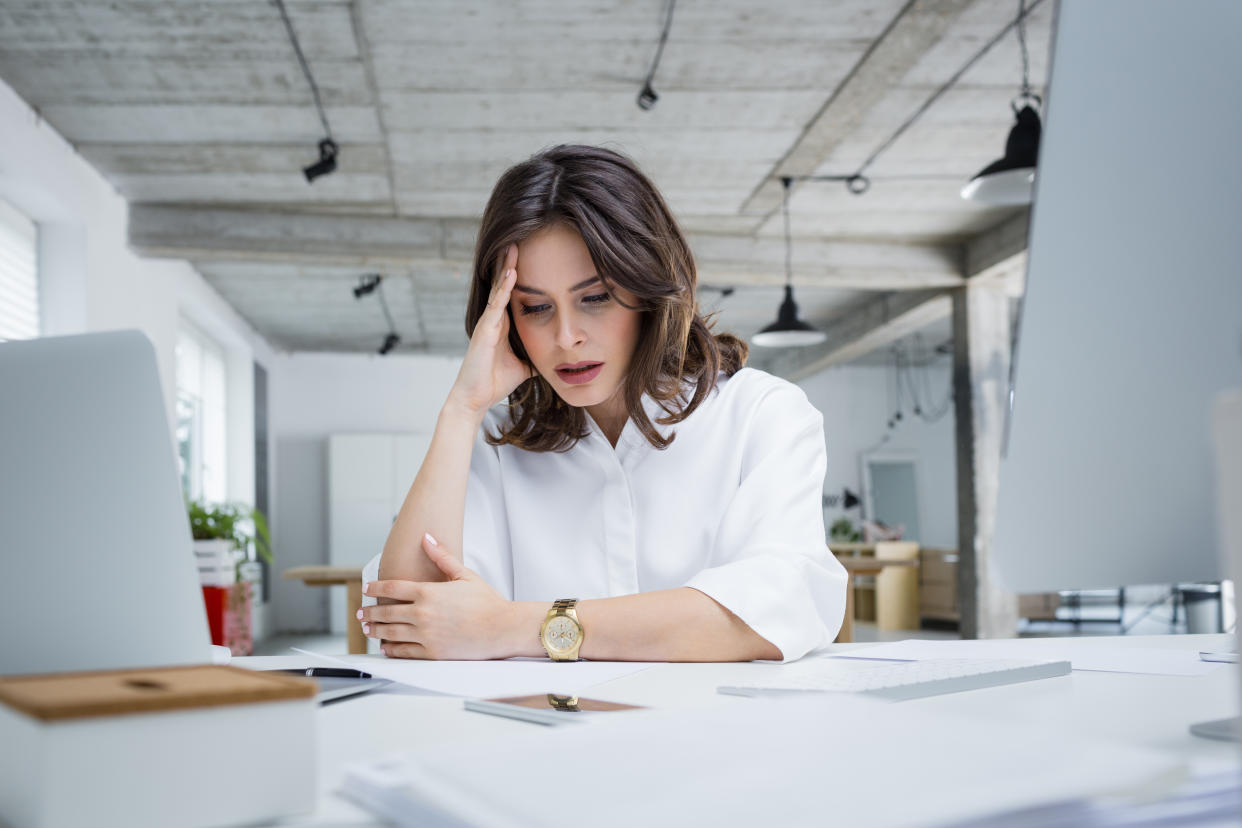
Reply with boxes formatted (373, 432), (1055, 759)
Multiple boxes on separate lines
(0, 0), (1233, 654)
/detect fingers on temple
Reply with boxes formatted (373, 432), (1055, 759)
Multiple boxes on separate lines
(487, 245), (518, 305)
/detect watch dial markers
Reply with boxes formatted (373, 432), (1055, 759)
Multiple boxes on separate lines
(545, 616), (579, 651)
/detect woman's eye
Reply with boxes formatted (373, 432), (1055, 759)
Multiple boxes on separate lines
(583, 293), (612, 306)
(520, 304), (551, 316)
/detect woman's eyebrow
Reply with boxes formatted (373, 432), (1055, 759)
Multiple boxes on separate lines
(511, 276), (602, 296)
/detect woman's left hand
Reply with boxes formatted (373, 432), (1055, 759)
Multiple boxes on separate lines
(360, 533), (516, 660)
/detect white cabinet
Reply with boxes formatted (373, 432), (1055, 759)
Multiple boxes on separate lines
(327, 433), (431, 635)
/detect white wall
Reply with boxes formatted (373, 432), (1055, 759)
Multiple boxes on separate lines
(798, 362), (958, 550)
(1, 78), (278, 638)
(269, 352), (462, 632)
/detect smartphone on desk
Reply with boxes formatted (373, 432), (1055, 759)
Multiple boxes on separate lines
(465, 694), (644, 726)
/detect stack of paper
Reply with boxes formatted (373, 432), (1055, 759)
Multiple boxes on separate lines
(340, 694), (1183, 828)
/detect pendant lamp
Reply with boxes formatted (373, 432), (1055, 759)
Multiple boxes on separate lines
(961, 0), (1042, 206)
(752, 178), (826, 348)
(960, 102), (1041, 205)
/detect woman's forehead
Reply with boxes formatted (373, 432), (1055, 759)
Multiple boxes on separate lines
(515, 225), (598, 292)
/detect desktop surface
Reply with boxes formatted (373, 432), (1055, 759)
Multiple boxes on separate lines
(238, 633), (1239, 826)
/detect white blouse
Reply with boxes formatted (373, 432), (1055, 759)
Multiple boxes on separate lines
(362, 367), (847, 662)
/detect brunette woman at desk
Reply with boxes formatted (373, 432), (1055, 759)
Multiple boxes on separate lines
(360, 145), (846, 663)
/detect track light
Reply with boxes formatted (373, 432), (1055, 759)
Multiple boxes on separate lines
(636, 0), (676, 111)
(636, 84), (659, 111)
(353, 274), (382, 299)
(378, 333), (401, 355)
(350, 274), (403, 355)
(304, 138), (338, 183)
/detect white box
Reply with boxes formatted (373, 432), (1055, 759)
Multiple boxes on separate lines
(0, 666), (317, 828)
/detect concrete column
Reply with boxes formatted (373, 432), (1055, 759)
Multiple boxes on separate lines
(952, 282), (1019, 639)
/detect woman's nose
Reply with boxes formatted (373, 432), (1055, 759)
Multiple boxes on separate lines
(555, 312), (587, 349)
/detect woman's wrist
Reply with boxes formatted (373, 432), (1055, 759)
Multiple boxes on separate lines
(502, 601), (548, 658)
(440, 395), (488, 429)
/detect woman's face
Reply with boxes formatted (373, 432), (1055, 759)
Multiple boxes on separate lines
(510, 223), (641, 417)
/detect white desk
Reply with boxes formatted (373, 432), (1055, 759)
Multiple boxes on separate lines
(236, 633), (1240, 826)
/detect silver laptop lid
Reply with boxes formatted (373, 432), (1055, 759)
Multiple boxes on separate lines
(0, 331), (212, 676)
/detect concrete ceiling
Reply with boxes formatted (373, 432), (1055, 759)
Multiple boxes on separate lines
(0, 0), (1050, 366)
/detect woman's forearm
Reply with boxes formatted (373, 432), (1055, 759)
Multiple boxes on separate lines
(378, 402), (483, 583)
(501, 588), (782, 662)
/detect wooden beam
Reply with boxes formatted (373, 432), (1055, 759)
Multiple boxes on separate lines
(751, 289), (950, 381)
(952, 281), (1018, 639)
(741, 0), (977, 218)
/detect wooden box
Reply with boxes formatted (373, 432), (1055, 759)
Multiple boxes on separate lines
(0, 665), (317, 828)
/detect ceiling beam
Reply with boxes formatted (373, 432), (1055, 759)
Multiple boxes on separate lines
(129, 204), (966, 290)
(965, 208), (1028, 279)
(964, 208), (1029, 296)
(751, 289), (952, 381)
(740, 0), (976, 218)
(129, 204), (478, 266)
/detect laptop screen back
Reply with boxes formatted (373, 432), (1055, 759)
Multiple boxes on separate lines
(0, 331), (212, 676)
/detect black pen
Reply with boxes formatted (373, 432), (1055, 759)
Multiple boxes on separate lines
(276, 667), (373, 679)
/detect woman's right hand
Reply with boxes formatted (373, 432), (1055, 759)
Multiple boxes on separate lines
(446, 244), (531, 419)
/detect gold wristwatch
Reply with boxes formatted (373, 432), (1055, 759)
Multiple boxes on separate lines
(547, 694), (580, 711)
(539, 599), (583, 661)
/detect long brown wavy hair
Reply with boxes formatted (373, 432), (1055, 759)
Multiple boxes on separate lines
(465, 145), (747, 452)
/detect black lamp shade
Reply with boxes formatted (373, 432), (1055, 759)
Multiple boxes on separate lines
(961, 105), (1042, 204)
(752, 285), (827, 347)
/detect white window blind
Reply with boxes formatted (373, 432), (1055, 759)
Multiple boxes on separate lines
(176, 323), (228, 503)
(0, 198), (39, 341)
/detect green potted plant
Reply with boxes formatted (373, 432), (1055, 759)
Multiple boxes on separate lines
(830, 517), (862, 544)
(188, 501), (272, 655)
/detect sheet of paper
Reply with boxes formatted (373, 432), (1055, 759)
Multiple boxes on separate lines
(291, 647), (655, 698)
(832, 639), (1222, 676)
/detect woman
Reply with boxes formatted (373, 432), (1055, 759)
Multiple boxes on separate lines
(360, 145), (846, 662)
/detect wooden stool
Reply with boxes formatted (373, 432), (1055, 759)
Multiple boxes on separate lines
(833, 554), (918, 643)
(282, 566), (366, 654)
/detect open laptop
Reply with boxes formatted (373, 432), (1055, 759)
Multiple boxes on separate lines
(0, 331), (384, 702)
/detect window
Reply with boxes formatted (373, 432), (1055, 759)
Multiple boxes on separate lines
(0, 197), (39, 341)
(176, 323), (228, 503)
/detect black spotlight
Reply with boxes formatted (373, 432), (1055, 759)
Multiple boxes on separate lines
(636, 83), (659, 111)
(303, 138), (338, 182)
(842, 488), (860, 510)
(353, 274), (382, 299)
(378, 333), (400, 355)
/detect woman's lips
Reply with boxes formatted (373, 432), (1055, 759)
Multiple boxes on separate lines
(555, 362), (604, 385)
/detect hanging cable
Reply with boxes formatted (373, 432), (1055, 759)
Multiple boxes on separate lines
(1016, 0), (1032, 102)
(274, 0), (339, 181)
(352, 274), (402, 355)
(637, 0), (677, 110)
(790, 0), (1047, 195)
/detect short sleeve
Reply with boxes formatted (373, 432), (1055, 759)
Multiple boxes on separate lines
(683, 381), (847, 662)
(361, 408), (514, 608)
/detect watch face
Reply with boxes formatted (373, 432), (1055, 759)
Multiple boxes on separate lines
(544, 615), (580, 652)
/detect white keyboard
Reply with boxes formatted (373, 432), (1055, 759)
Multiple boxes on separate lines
(718, 657), (1071, 702)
